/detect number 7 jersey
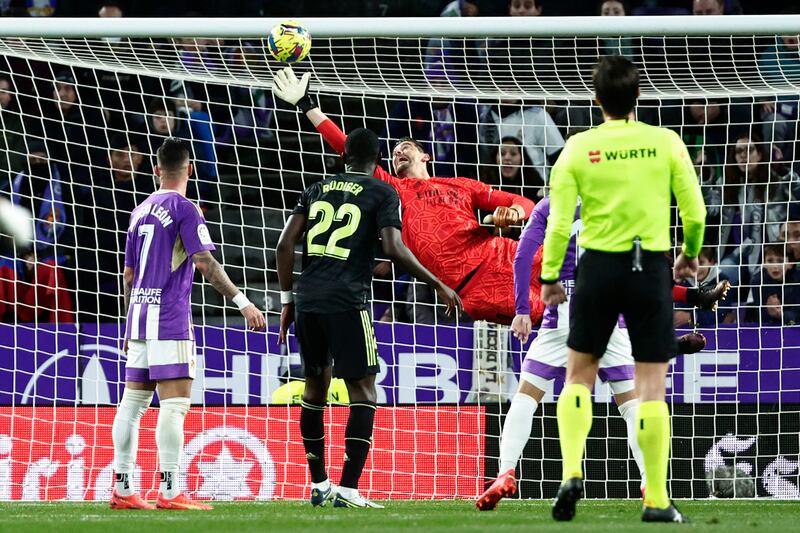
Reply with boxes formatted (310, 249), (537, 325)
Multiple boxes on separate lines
(293, 173), (402, 313)
(124, 190), (216, 340)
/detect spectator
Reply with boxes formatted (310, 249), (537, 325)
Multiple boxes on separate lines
(482, 136), (543, 201)
(0, 75), (27, 187)
(26, 0), (56, 17)
(674, 246), (736, 327)
(424, 0), (480, 75)
(781, 219), (800, 261)
(681, 99), (728, 184)
(386, 61), (480, 178)
(97, 1), (123, 17)
(746, 243), (800, 325)
(711, 133), (800, 284)
(757, 34), (800, 162)
(81, 134), (153, 320)
(693, 0), (724, 15)
(509, 0), (541, 16)
(146, 97), (217, 204)
(598, 1), (637, 60)
(480, 100), (564, 184)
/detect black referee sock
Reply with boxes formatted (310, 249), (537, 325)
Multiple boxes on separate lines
(300, 400), (327, 483)
(685, 287), (699, 307)
(339, 401), (377, 490)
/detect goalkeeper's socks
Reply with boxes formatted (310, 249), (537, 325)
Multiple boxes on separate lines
(617, 398), (646, 487)
(499, 393), (538, 472)
(300, 400), (328, 483)
(156, 397), (190, 500)
(339, 402), (377, 489)
(556, 384), (592, 482)
(637, 401), (671, 509)
(112, 388), (153, 497)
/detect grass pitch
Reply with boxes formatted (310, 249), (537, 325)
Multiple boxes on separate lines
(0, 500), (794, 532)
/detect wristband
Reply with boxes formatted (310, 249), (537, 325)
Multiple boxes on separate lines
(538, 275), (558, 285)
(296, 93), (318, 114)
(232, 292), (251, 310)
(280, 290), (294, 305)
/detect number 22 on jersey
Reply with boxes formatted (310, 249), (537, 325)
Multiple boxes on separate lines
(306, 201), (362, 260)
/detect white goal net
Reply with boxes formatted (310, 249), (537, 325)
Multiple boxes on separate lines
(0, 16), (799, 501)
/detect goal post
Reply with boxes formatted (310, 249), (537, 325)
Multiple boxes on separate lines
(0, 16), (799, 502)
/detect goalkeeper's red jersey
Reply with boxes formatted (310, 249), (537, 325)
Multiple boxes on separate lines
(316, 119), (535, 290)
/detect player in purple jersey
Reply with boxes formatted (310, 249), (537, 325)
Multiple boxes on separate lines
(477, 197), (729, 511)
(110, 138), (265, 511)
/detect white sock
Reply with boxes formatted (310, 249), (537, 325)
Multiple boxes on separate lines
(618, 398), (646, 488)
(156, 397), (190, 499)
(312, 478), (331, 491)
(499, 393), (539, 473)
(112, 389), (153, 496)
(337, 486), (358, 499)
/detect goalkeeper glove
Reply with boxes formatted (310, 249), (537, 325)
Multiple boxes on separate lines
(272, 66), (317, 113)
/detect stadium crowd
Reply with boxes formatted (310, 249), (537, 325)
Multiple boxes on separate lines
(0, 0), (798, 328)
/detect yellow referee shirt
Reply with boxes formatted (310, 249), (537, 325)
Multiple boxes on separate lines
(541, 119), (706, 282)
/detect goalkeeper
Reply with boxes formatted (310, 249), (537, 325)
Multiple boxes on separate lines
(272, 67), (543, 325)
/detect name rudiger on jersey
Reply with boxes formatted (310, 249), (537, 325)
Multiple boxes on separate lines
(321, 180), (364, 196)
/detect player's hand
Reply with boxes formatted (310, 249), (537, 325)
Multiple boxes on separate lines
(510, 314), (533, 344)
(541, 282), (567, 306)
(278, 303), (295, 343)
(484, 206), (521, 228)
(435, 283), (463, 317)
(122, 338), (129, 355)
(673, 252), (699, 282)
(241, 303), (266, 331)
(272, 66), (310, 106)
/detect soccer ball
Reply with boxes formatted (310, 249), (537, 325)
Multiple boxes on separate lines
(268, 20), (311, 63)
(705, 465), (755, 498)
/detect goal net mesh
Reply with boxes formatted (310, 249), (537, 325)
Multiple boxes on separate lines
(0, 30), (799, 501)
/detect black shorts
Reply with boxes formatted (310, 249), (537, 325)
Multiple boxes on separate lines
(567, 249), (676, 363)
(295, 308), (380, 380)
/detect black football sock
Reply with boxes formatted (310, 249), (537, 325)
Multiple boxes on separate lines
(339, 401), (377, 490)
(300, 400), (327, 483)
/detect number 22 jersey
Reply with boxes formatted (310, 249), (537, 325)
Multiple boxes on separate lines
(293, 173), (402, 313)
(124, 190), (215, 340)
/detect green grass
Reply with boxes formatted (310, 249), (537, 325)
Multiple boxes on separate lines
(0, 500), (793, 532)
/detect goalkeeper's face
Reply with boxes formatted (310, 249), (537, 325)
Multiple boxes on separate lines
(392, 141), (430, 178)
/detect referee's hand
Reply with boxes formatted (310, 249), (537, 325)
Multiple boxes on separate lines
(673, 252), (699, 282)
(541, 282), (567, 306)
(435, 283), (463, 317)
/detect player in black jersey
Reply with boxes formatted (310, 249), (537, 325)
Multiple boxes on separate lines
(277, 128), (461, 509)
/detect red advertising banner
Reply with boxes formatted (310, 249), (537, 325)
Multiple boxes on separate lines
(0, 406), (484, 501)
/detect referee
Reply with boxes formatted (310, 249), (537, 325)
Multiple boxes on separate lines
(540, 56), (705, 523)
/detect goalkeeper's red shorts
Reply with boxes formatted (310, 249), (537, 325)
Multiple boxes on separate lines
(458, 239), (545, 326)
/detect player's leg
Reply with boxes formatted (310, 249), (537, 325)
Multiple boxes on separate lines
(331, 309), (383, 508)
(149, 340), (211, 510)
(296, 311), (336, 506)
(624, 253), (687, 523)
(477, 327), (566, 510)
(110, 340), (156, 510)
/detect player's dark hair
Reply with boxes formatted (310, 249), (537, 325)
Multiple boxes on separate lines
(344, 128), (381, 167)
(392, 136), (427, 155)
(157, 137), (190, 173)
(592, 55), (639, 119)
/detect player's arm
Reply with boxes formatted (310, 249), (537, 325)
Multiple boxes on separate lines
(381, 227), (462, 316)
(123, 267), (133, 312)
(669, 131), (707, 280)
(275, 212), (307, 343)
(192, 251), (265, 331)
(472, 180), (535, 228)
(510, 200), (549, 343)
(540, 140), (578, 304)
(272, 67), (397, 185)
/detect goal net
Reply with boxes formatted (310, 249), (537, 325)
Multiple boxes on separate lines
(1, 15), (799, 501)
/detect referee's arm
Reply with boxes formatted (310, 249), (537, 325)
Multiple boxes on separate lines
(670, 132), (707, 259)
(540, 141), (579, 287)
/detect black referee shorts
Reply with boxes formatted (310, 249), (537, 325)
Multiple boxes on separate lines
(295, 309), (380, 380)
(567, 249), (676, 363)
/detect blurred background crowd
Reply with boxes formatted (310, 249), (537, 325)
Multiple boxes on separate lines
(0, 0), (798, 330)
